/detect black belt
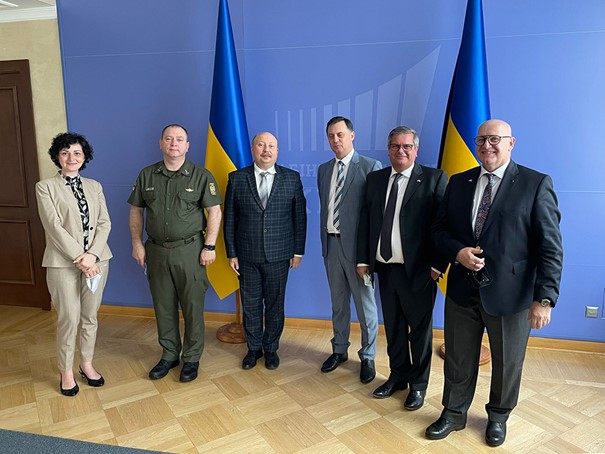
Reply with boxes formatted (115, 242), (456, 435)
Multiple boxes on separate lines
(149, 233), (201, 249)
(328, 233), (341, 238)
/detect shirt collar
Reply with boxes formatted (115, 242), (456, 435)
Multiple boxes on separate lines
(155, 160), (193, 177)
(480, 160), (510, 180)
(254, 164), (276, 175)
(335, 148), (355, 167)
(390, 163), (414, 179)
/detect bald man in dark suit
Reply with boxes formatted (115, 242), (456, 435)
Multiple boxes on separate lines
(426, 119), (563, 447)
(224, 132), (307, 371)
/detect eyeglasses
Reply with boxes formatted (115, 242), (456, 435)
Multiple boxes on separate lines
(389, 143), (415, 152)
(473, 135), (511, 146)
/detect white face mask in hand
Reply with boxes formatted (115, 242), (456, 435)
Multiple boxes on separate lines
(86, 272), (102, 293)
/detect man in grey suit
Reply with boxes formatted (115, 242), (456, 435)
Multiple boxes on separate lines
(318, 116), (381, 384)
(224, 132), (307, 371)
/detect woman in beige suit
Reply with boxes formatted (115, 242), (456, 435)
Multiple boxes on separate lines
(36, 132), (112, 396)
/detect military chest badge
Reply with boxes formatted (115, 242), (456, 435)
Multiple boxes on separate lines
(209, 183), (217, 195)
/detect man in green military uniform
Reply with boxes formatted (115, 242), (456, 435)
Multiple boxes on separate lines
(128, 124), (221, 383)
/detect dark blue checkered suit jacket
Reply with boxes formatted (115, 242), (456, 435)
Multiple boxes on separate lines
(224, 164), (307, 263)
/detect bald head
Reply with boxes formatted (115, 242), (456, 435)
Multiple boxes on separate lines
(251, 132), (279, 170)
(475, 119), (516, 172)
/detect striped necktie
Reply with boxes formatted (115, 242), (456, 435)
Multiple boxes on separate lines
(333, 161), (345, 230)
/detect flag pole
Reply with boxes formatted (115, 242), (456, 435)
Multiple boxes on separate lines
(437, 0), (492, 365)
(204, 0), (251, 344)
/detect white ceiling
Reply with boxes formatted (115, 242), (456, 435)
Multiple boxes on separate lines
(0, 0), (56, 23)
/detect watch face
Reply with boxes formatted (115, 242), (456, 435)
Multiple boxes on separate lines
(540, 299), (551, 307)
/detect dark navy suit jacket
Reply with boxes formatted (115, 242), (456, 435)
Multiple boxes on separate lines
(432, 160), (563, 316)
(224, 164), (307, 263)
(357, 164), (448, 293)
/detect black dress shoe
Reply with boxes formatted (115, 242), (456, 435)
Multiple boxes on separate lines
(360, 359), (376, 384)
(372, 378), (407, 399)
(79, 367), (105, 387)
(179, 361), (199, 383)
(242, 350), (263, 369)
(60, 376), (79, 397)
(265, 352), (280, 370)
(149, 359), (180, 380)
(320, 353), (348, 373)
(403, 390), (426, 410)
(485, 421), (506, 447)
(425, 417), (465, 440)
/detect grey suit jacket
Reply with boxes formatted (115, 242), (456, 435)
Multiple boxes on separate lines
(36, 173), (112, 267)
(318, 151), (382, 262)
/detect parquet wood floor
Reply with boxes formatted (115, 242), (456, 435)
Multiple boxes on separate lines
(0, 305), (604, 453)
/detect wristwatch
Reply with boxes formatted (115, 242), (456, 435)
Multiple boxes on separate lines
(203, 244), (216, 251)
(539, 298), (553, 308)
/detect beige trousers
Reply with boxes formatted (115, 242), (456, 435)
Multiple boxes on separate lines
(46, 261), (109, 371)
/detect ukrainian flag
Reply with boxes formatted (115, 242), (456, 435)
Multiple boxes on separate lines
(438, 0), (490, 177)
(438, 0), (490, 293)
(205, 0), (251, 299)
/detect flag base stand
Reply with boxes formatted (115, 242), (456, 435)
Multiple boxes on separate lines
(216, 322), (246, 344)
(216, 290), (246, 344)
(439, 343), (491, 365)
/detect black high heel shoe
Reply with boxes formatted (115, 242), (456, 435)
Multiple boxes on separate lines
(79, 367), (105, 387)
(60, 376), (79, 397)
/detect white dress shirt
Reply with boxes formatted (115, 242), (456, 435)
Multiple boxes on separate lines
(327, 149), (354, 234)
(376, 164), (414, 264)
(254, 163), (276, 197)
(471, 161), (510, 230)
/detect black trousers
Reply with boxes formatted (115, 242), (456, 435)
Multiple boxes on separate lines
(376, 263), (436, 390)
(239, 259), (290, 353)
(442, 293), (531, 424)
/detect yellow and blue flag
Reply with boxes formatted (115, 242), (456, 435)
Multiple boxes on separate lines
(438, 0), (490, 178)
(205, 0), (251, 299)
(438, 0), (490, 294)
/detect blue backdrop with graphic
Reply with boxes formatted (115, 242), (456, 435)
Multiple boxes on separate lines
(55, 0), (605, 342)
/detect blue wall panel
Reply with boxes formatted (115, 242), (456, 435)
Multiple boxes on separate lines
(56, 0), (605, 342)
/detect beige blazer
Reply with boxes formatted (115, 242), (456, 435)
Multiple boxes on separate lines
(36, 173), (112, 267)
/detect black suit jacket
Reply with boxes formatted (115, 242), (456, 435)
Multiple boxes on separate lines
(358, 164), (448, 292)
(224, 164), (307, 263)
(432, 160), (563, 316)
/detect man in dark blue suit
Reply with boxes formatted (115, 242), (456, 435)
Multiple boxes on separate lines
(357, 126), (447, 410)
(223, 132), (307, 370)
(426, 119), (563, 447)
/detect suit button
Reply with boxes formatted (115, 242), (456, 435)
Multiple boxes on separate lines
(89, 227), (94, 230)
(264, 229), (267, 232)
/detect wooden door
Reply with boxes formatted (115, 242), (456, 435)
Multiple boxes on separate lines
(0, 60), (50, 309)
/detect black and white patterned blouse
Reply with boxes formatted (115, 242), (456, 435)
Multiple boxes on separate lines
(64, 175), (90, 251)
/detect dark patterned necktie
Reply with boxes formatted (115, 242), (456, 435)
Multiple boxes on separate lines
(474, 173), (494, 240)
(333, 161), (345, 231)
(64, 175), (91, 251)
(379, 173), (402, 261)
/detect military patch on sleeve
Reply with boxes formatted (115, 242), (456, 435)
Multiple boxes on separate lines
(209, 183), (217, 196)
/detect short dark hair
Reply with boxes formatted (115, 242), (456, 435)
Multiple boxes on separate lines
(326, 116), (354, 134)
(161, 124), (189, 140)
(48, 132), (94, 171)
